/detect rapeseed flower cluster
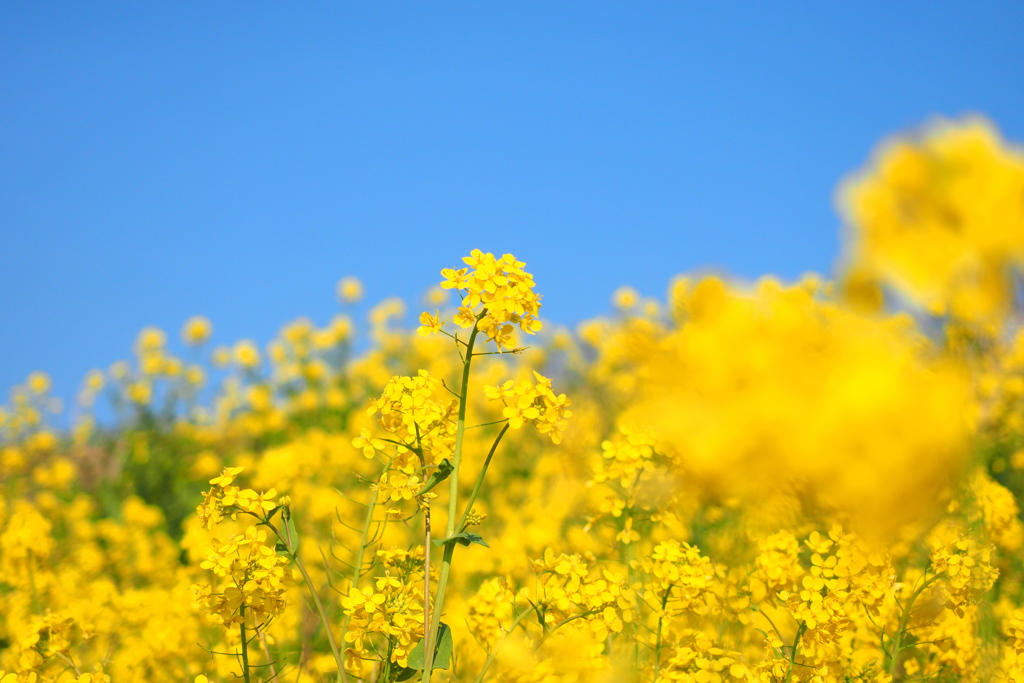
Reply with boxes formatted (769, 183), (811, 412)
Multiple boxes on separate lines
(484, 372), (572, 444)
(5, 118), (1024, 682)
(842, 119), (1024, 322)
(429, 249), (543, 348)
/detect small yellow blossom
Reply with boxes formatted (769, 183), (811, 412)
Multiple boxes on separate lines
(182, 315), (213, 346)
(337, 275), (364, 303)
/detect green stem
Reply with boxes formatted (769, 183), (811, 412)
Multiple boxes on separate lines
(349, 486), (381, 596)
(448, 323), (481, 537)
(782, 623), (806, 683)
(337, 486), (380, 683)
(294, 551), (346, 683)
(457, 422), (510, 532)
(55, 652), (83, 677)
(423, 499), (433, 676)
(424, 323), (481, 683)
(652, 586), (673, 683)
(473, 606), (537, 683)
(259, 631), (278, 681)
(266, 513), (348, 683)
(239, 604), (252, 683)
(626, 532), (638, 672)
(531, 609), (604, 652)
(425, 380), (507, 678)
(425, 543), (456, 679)
(887, 573), (942, 676)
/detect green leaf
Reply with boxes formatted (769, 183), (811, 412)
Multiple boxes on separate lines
(407, 623), (453, 673)
(415, 459), (454, 496)
(395, 666), (418, 681)
(432, 532), (489, 549)
(434, 622), (453, 669)
(407, 639), (425, 670)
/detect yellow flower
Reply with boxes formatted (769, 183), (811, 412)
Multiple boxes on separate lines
(352, 428), (385, 458)
(612, 286), (640, 310)
(236, 488), (278, 514)
(83, 368), (105, 393)
(126, 381), (152, 405)
(337, 275), (364, 303)
(437, 251), (543, 346)
(27, 371), (51, 395)
(185, 364), (206, 386)
(209, 466), (244, 487)
(182, 315), (213, 346)
(454, 306), (477, 329)
(417, 309), (444, 336)
(842, 118), (1024, 322)
(135, 326), (167, 355)
(234, 340), (261, 368)
(440, 267), (470, 290)
(212, 345), (232, 368)
(424, 285), (448, 306)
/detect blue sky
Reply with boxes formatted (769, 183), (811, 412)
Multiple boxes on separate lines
(2, 2), (1023, 407)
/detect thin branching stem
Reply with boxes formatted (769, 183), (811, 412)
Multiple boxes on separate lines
(265, 517), (347, 683)
(888, 572), (943, 676)
(652, 585), (674, 683)
(782, 623), (806, 683)
(457, 422), (509, 532)
(473, 605), (538, 683)
(260, 630), (279, 681)
(466, 419), (509, 431)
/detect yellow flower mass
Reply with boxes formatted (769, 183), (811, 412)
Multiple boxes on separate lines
(4, 119), (1024, 683)
(842, 118), (1024, 322)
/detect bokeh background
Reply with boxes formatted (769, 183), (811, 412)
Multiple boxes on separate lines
(2, 2), (1023, 409)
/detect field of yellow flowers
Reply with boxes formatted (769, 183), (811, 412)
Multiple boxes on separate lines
(4, 117), (1024, 683)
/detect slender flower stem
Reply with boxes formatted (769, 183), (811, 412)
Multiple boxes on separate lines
(531, 609), (604, 652)
(457, 422), (510, 532)
(259, 630), (278, 681)
(338, 471), (383, 683)
(652, 585), (673, 683)
(426, 543), (456, 678)
(349, 486), (381, 597)
(448, 323), (481, 537)
(424, 323), (481, 683)
(294, 550), (346, 683)
(423, 499), (433, 674)
(473, 606), (537, 683)
(887, 572), (942, 676)
(782, 623), (806, 683)
(239, 604), (252, 683)
(54, 652), (82, 678)
(267, 515), (347, 683)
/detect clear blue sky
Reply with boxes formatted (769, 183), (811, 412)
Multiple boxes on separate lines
(2, 2), (1023, 407)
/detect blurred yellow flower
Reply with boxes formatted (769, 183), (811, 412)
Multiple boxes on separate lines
(234, 340), (261, 369)
(181, 316), (213, 346)
(337, 275), (364, 303)
(27, 371), (51, 395)
(126, 381), (152, 405)
(842, 118), (1024, 322)
(135, 326), (167, 353)
(612, 285), (639, 310)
